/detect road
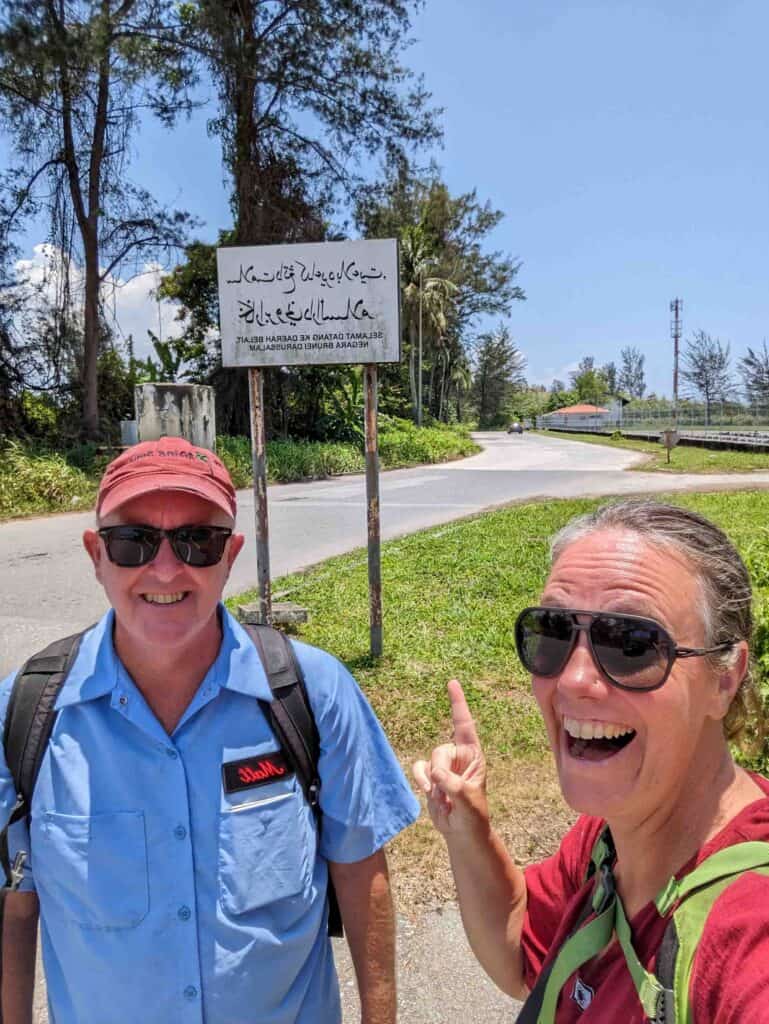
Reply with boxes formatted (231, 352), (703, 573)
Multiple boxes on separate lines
(6, 430), (769, 1023)
(4, 430), (769, 676)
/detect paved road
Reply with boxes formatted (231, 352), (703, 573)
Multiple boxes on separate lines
(6, 430), (769, 1022)
(4, 430), (769, 676)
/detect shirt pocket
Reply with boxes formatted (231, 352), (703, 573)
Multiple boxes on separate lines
(33, 811), (149, 930)
(218, 783), (312, 915)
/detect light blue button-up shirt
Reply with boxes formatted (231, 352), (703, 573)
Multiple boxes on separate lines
(0, 609), (419, 1024)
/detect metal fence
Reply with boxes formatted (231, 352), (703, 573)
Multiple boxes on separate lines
(618, 404), (769, 431)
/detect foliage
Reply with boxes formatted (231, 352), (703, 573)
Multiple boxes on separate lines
(601, 361), (618, 395)
(570, 357), (609, 406)
(133, 332), (202, 384)
(619, 345), (646, 398)
(0, 440), (97, 519)
(472, 326), (526, 428)
(216, 421), (479, 488)
(0, 0), (197, 439)
(356, 162), (525, 423)
(739, 342), (769, 405)
(184, 0), (440, 246)
(681, 330), (735, 425)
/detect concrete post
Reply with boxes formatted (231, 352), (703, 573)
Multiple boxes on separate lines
(135, 383), (217, 451)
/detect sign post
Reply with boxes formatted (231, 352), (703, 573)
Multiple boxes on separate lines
(217, 238), (400, 656)
(364, 365), (382, 656)
(248, 367), (271, 623)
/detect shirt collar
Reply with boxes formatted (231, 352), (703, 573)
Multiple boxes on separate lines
(54, 606), (275, 710)
(55, 611), (120, 709)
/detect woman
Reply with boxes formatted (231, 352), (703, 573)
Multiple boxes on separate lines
(413, 499), (769, 1022)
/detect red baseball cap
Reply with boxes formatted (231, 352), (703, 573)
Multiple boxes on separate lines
(97, 437), (237, 520)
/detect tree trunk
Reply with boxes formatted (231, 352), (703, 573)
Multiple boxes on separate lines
(82, 232), (101, 439)
(408, 321), (418, 422)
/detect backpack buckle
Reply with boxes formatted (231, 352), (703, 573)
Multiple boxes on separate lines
(592, 862), (616, 915)
(309, 778), (321, 808)
(9, 851), (27, 891)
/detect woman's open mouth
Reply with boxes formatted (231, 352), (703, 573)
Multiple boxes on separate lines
(563, 716), (636, 762)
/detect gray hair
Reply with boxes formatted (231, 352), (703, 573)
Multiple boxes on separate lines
(549, 498), (758, 744)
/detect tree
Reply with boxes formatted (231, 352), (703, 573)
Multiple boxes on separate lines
(739, 342), (769, 406)
(186, 1), (440, 248)
(680, 330), (734, 425)
(472, 326), (526, 428)
(0, 0), (196, 439)
(618, 346), (646, 398)
(356, 163), (525, 423)
(570, 358), (608, 406)
(601, 361), (618, 395)
(399, 223), (456, 423)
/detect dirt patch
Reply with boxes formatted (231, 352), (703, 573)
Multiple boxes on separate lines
(389, 754), (574, 915)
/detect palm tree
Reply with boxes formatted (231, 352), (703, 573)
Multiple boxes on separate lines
(400, 225), (457, 424)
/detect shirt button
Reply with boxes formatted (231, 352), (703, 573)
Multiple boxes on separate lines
(118, 695), (128, 706)
(166, 748), (178, 760)
(183, 985), (198, 1000)
(174, 825), (187, 840)
(178, 905), (191, 921)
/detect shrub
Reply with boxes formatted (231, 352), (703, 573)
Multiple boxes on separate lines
(0, 441), (97, 519)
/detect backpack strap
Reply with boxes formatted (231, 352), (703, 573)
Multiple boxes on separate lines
(518, 826), (669, 1023)
(0, 630), (85, 890)
(654, 842), (769, 1024)
(0, 630), (84, 1020)
(242, 623), (343, 938)
(517, 826), (616, 1023)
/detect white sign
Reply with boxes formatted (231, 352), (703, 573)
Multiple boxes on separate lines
(216, 238), (400, 367)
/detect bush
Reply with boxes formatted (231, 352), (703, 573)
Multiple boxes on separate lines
(0, 441), (97, 519)
(217, 422), (478, 489)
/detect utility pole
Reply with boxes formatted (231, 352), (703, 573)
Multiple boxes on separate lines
(670, 298), (682, 426)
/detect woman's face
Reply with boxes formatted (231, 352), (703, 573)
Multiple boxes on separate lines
(532, 528), (736, 825)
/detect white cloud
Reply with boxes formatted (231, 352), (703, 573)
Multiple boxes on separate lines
(14, 244), (180, 360)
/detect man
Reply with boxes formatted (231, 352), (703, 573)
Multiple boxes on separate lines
(0, 436), (419, 1024)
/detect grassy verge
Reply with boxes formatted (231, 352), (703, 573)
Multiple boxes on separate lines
(0, 423), (479, 521)
(0, 441), (99, 519)
(228, 490), (769, 905)
(217, 422), (479, 487)
(534, 429), (769, 473)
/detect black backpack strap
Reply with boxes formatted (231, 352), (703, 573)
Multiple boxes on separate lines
(243, 623), (343, 938)
(0, 630), (84, 1020)
(653, 920), (679, 1024)
(0, 630), (85, 887)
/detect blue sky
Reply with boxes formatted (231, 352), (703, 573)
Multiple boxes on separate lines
(11, 0), (769, 397)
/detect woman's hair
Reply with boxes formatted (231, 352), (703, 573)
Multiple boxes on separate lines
(550, 498), (760, 745)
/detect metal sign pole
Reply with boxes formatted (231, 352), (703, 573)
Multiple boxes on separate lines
(248, 367), (272, 624)
(364, 364), (383, 657)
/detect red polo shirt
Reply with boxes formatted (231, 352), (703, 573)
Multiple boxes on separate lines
(521, 774), (769, 1022)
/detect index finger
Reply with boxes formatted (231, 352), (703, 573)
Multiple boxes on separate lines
(447, 679), (480, 746)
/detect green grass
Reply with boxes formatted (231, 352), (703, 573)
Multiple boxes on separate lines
(228, 490), (769, 773)
(0, 424), (480, 521)
(535, 430), (769, 473)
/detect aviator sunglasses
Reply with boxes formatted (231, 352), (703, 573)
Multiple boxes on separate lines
(514, 606), (735, 692)
(97, 524), (233, 568)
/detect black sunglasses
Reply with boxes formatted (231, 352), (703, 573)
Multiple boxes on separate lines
(98, 524), (233, 568)
(514, 606), (735, 692)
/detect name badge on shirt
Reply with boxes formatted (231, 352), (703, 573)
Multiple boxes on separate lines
(222, 751), (294, 793)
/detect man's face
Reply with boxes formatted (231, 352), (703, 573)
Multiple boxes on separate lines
(83, 490), (245, 654)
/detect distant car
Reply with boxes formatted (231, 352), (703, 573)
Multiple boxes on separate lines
(507, 422), (524, 434)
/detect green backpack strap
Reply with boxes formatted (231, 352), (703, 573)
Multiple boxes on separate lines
(654, 842), (769, 1024)
(520, 826), (669, 1024)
